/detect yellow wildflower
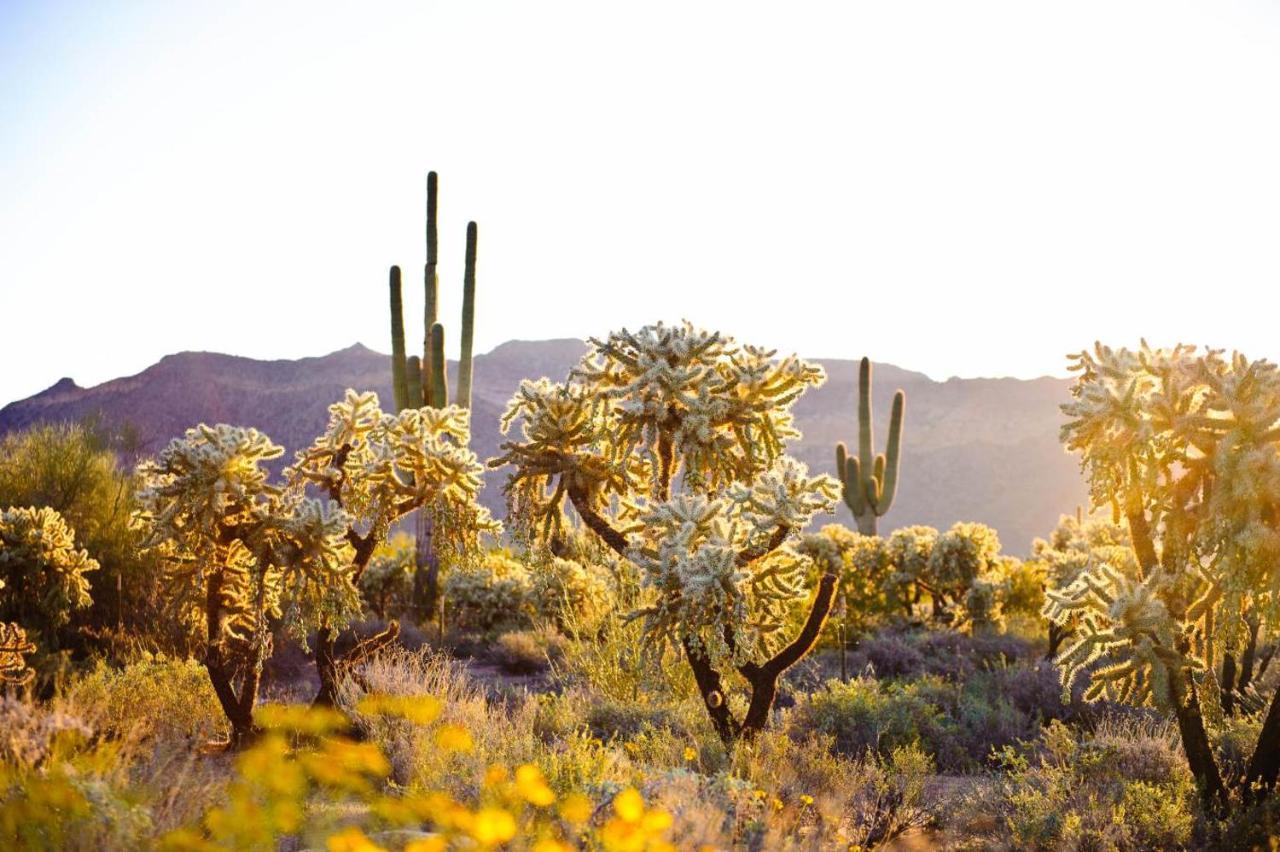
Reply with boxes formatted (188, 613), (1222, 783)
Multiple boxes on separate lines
(326, 826), (386, 852)
(560, 793), (593, 824)
(471, 807), (518, 846)
(434, 723), (474, 754)
(515, 764), (556, 806)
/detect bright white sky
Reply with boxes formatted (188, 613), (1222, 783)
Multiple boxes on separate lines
(3, 1), (1279, 406)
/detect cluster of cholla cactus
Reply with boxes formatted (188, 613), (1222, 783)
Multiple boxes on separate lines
(387, 171), (481, 616)
(1031, 511), (1138, 657)
(491, 321), (840, 744)
(818, 520), (1023, 634)
(835, 358), (905, 536)
(135, 390), (496, 740)
(1050, 340), (1280, 808)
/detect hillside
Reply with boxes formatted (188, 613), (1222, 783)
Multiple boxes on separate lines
(0, 341), (1087, 553)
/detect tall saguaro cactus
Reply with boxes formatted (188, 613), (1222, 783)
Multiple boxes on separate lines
(835, 357), (905, 536)
(386, 171), (480, 616)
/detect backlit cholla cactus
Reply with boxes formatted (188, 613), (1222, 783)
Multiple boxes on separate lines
(1054, 341), (1280, 807)
(136, 424), (356, 745)
(1044, 562), (1183, 705)
(289, 390), (496, 567)
(0, 506), (99, 638)
(290, 389), (497, 704)
(491, 322), (839, 744)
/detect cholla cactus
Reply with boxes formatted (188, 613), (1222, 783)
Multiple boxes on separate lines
(813, 525), (896, 631)
(0, 506), (99, 638)
(0, 621), (35, 686)
(491, 322), (839, 744)
(290, 389), (497, 704)
(136, 424), (357, 744)
(1056, 341), (1280, 807)
(529, 556), (613, 634)
(927, 522), (1002, 599)
(443, 553), (532, 631)
(1044, 561), (1188, 708)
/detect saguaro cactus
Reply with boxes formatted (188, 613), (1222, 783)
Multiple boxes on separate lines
(386, 171), (481, 616)
(388, 171), (478, 414)
(835, 357), (905, 536)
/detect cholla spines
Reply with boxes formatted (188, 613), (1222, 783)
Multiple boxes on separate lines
(0, 506), (99, 633)
(835, 357), (905, 535)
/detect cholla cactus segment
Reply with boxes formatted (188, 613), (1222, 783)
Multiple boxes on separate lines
(0, 506), (99, 628)
(1045, 561), (1183, 706)
(494, 378), (644, 540)
(0, 622), (35, 685)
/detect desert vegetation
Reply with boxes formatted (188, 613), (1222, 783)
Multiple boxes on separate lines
(6, 185), (1280, 850)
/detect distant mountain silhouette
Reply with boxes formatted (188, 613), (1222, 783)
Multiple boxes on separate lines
(0, 341), (1087, 553)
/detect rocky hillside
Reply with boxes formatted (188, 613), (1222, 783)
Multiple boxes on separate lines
(0, 341), (1087, 553)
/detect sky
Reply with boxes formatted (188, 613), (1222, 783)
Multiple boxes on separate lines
(2, 1), (1279, 406)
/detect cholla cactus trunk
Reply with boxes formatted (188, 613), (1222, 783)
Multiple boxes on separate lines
(202, 567), (262, 747)
(836, 358), (905, 536)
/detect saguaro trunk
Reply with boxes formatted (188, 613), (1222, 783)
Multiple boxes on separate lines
(412, 510), (441, 618)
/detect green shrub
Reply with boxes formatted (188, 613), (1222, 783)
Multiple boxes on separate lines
(62, 654), (224, 743)
(957, 717), (1197, 850)
(442, 552), (531, 632)
(0, 424), (170, 654)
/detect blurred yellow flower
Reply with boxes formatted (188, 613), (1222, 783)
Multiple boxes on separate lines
(515, 764), (556, 806)
(471, 807), (517, 845)
(356, 693), (443, 725)
(560, 792), (593, 824)
(484, 764), (509, 787)
(683, 747), (697, 761)
(326, 826), (386, 852)
(434, 723), (474, 753)
(800, 794), (814, 807)
(613, 788), (645, 822)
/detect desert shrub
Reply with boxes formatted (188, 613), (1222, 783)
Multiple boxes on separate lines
(358, 532), (416, 619)
(62, 654), (224, 743)
(443, 552), (532, 632)
(553, 612), (695, 705)
(732, 730), (932, 848)
(528, 555), (614, 634)
(957, 717), (1196, 850)
(0, 424), (169, 653)
(788, 676), (957, 765)
(494, 627), (568, 674)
